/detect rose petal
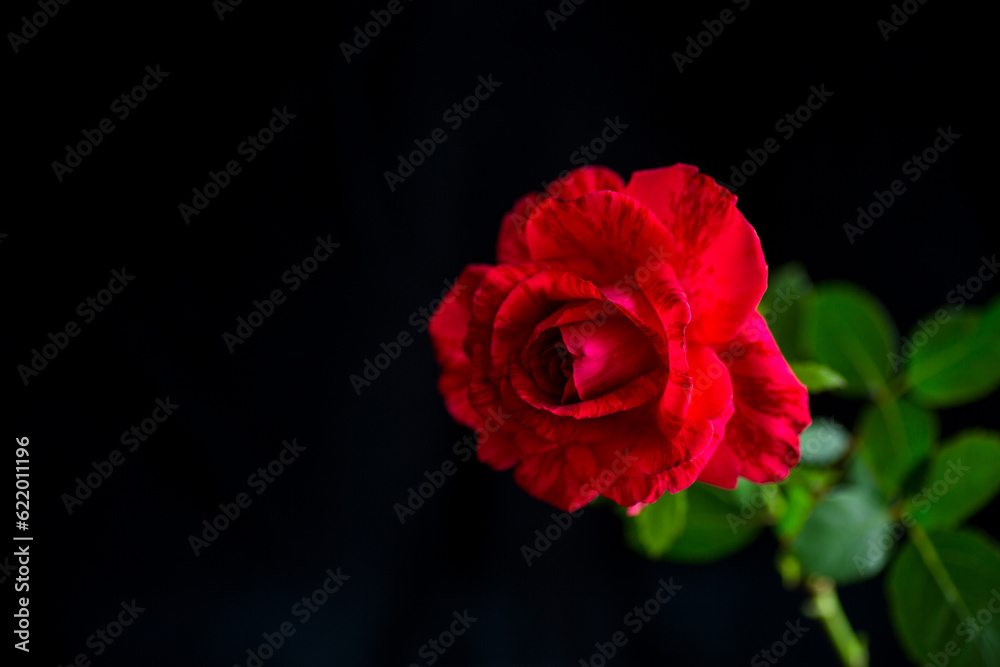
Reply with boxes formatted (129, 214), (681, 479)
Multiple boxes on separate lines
(510, 361), (667, 418)
(623, 164), (767, 344)
(476, 414), (538, 471)
(546, 165), (625, 200)
(428, 264), (492, 429)
(626, 502), (648, 517)
(474, 269), (694, 474)
(489, 270), (606, 393)
(524, 190), (677, 287)
(583, 420), (719, 506)
(598, 367), (733, 507)
(463, 263), (552, 468)
(497, 193), (538, 265)
(496, 166), (625, 265)
(513, 447), (599, 512)
(571, 342), (731, 488)
(470, 263), (699, 477)
(698, 312), (811, 487)
(487, 270), (666, 419)
(559, 318), (661, 401)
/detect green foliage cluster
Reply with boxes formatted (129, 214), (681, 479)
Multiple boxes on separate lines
(624, 264), (1000, 666)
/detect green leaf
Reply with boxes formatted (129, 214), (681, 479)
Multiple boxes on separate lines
(625, 490), (687, 558)
(907, 430), (1000, 531)
(792, 486), (893, 584)
(906, 299), (1000, 407)
(799, 417), (851, 466)
(774, 484), (815, 542)
(857, 398), (937, 498)
(887, 530), (1000, 667)
(758, 262), (812, 358)
(800, 282), (897, 397)
(659, 483), (764, 562)
(789, 361), (848, 394)
(844, 455), (882, 499)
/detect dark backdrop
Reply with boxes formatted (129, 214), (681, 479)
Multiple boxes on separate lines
(5, 1), (997, 665)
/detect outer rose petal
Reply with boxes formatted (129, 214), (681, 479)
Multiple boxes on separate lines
(428, 264), (492, 429)
(496, 166), (625, 265)
(548, 165), (625, 200)
(477, 413), (544, 471)
(464, 262), (557, 468)
(698, 312), (811, 488)
(623, 164), (767, 344)
(626, 502), (648, 517)
(525, 190), (677, 285)
(514, 447), (599, 512)
(497, 194), (537, 265)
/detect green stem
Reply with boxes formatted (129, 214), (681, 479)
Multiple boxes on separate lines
(805, 577), (869, 667)
(907, 523), (974, 622)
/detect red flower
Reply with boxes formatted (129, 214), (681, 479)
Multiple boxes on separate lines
(430, 164), (811, 512)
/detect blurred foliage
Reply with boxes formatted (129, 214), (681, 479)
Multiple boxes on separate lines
(623, 264), (1000, 667)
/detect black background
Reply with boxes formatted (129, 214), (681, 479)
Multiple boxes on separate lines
(5, 0), (998, 665)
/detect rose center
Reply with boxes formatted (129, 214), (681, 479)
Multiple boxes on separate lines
(527, 317), (662, 405)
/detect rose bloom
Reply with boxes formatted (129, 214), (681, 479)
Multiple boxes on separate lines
(429, 164), (810, 512)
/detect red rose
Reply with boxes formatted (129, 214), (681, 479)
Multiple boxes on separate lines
(430, 164), (811, 512)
